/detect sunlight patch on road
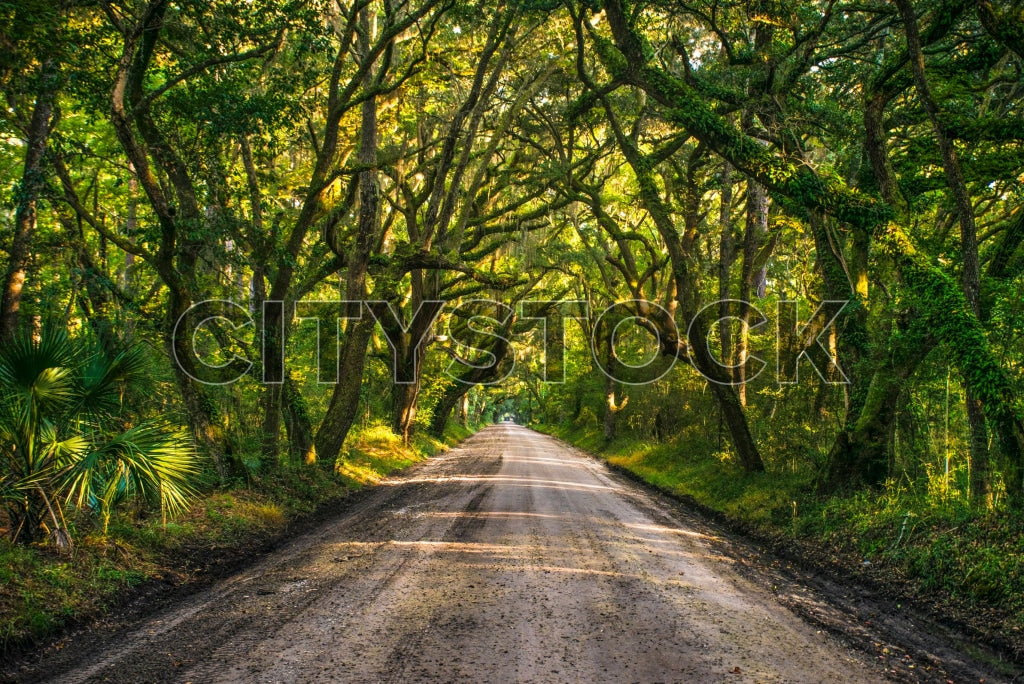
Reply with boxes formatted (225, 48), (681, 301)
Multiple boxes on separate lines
(357, 533), (730, 565)
(387, 540), (544, 554)
(621, 522), (710, 539)
(416, 511), (569, 520)
(382, 475), (621, 492)
(497, 456), (590, 468)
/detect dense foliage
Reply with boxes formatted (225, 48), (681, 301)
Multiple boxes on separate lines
(1, 0), (1022, 566)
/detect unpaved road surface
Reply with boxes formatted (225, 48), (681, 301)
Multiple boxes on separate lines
(9, 425), (1014, 682)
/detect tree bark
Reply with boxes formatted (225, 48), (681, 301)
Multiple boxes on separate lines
(392, 373), (422, 444)
(314, 319), (374, 466)
(602, 339), (625, 443)
(824, 322), (932, 489)
(314, 8), (380, 463)
(282, 374), (316, 464)
(1, 58), (58, 341)
(897, 0), (991, 505)
(735, 179), (768, 406)
(430, 384), (469, 438)
(718, 162), (735, 366)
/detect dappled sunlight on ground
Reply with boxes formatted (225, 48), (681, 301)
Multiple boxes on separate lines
(381, 475), (621, 492)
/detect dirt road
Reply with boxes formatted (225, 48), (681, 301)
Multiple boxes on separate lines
(11, 425), (1010, 682)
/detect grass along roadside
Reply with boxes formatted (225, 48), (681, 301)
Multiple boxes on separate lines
(537, 421), (1024, 662)
(0, 422), (477, 659)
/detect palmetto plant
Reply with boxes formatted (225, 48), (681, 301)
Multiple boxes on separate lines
(0, 327), (199, 546)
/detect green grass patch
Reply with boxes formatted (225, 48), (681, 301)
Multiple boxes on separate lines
(0, 538), (152, 652)
(334, 423), (453, 489)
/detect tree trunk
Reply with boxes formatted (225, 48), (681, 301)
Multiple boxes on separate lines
(596, 95), (765, 472)
(824, 328), (929, 490)
(734, 179), (768, 407)
(167, 290), (231, 482)
(315, 317), (375, 466)
(689, 307), (764, 472)
(120, 172), (138, 293)
(312, 10), (380, 465)
(718, 161), (735, 363)
(386, 300), (432, 443)
(58, 210), (119, 352)
(1, 58), (58, 341)
(429, 337), (511, 438)
(260, 383), (284, 466)
(805, 211), (869, 417)
(392, 375), (422, 444)
(603, 375), (619, 442)
(897, 0), (991, 505)
(599, 329), (626, 443)
(430, 385), (467, 438)
(966, 395), (991, 505)
(75, 239), (118, 352)
(282, 374), (316, 465)
(257, 308), (290, 468)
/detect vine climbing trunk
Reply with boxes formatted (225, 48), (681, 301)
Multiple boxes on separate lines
(283, 374), (316, 465)
(897, 0), (991, 505)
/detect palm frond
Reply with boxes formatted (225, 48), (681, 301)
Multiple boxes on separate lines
(0, 326), (77, 395)
(74, 343), (149, 419)
(60, 423), (199, 520)
(28, 366), (76, 413)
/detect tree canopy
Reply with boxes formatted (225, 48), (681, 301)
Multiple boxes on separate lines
(2, 0), (1024, 545)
